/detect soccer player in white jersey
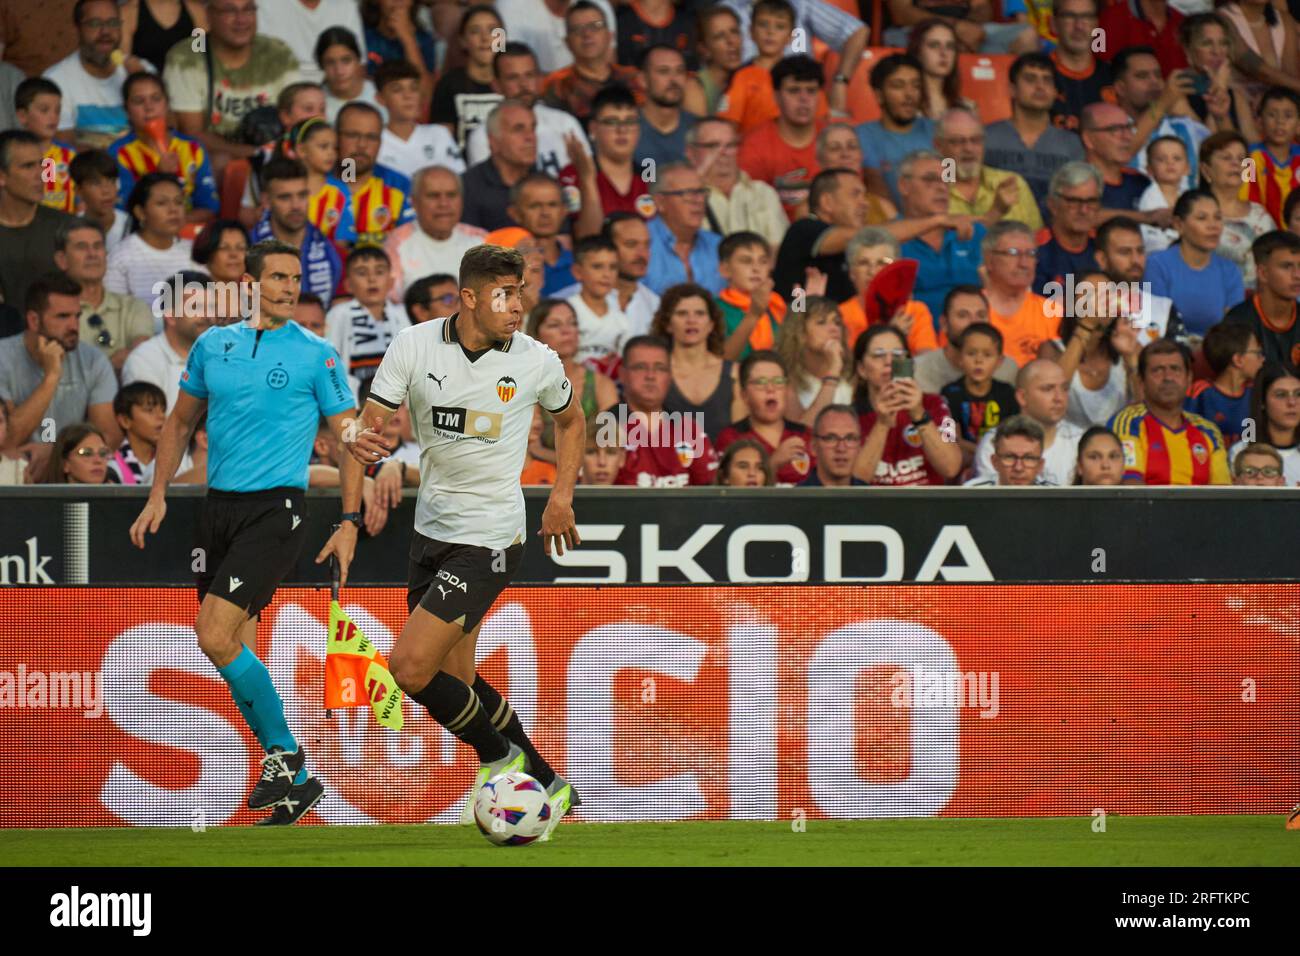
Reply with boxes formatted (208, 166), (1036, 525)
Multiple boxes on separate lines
(342, 244), (585, 837)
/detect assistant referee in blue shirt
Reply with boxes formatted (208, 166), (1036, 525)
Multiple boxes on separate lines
(129, 240), (365, 826)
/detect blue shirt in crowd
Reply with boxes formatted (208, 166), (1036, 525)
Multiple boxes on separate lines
(1143, 246), (1246, 337)
(902, 221), (986, 319)
(644, 215), (724, 295)
(855, 116), (936, 206)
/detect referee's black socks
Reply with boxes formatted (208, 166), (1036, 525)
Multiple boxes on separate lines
(408, 672), (509, 762)
(473, 675), (556, 787)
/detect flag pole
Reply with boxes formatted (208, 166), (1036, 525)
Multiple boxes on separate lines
(327, 523), (340, 719)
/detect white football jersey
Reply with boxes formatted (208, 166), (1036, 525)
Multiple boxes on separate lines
(379, 124), (466, 180)
(368, 315), (573, 549)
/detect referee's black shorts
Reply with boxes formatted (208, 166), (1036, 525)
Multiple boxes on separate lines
(196, 487), (308, 617)
(407, 531), (524, 633)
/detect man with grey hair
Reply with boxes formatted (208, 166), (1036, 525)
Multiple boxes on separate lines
(973, 359), (1083, 485)
(461, 99), (538, 231)
(936, 107), (1042, 231)
(899, 149), (988, 317)
(964, 414), (1054, 485)
(686, 117), (788, 248)
(981, 219), (1058, 367)
(1034, 160), (1103, 295)
(384, 166), (486, 302)
(644, 163), (723, 294)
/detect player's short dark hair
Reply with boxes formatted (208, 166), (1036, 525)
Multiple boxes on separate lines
(0, 129), (41, 172)
(114, 380), (167, 418)
(1109, 45), (1159, 82)
(1257, 85), (1300, 116)
(73, 0), (113, 25)
(335, 100), (383, 130)
(375, 59), (421, 92)
(68, 148), (117, 186)
(1251, 228), (1300, 265)
(245, 239), (301, 279)
(493, 41), (537, 77)
(753, 0), (797, 24)
(459, 244), (525, 291)
(1009, 51), (1054, 85)
(772, 55), (824, 91)
(941, 284), (988, 316)
(191, 219), (249, 266)
(121, 71), (165, 105)
(573, 235), (617, 264)
(404, 273), (456, 315)
(54, 216), (104, 252)
(808, 168), (854, 215)
(622, 333), (671, 363)
(1095, 215), (1144, 253)
(958, 321), (1004, 353)
(719, 231), (770, 262)
(993, 414), (1044, 450)
(26, 273), (82, 316)
(870, 53), (923, 90)
(346, 245), (391, 271)
(1138, 337), (1192, 378)
(260, 156), (309, 191)
(1202, 321), (1258, 376)
(589, 82), (638, 120)
(739, 349), (786, 387)
(15, 77), (61, 112)
(637, 43), (684, 72)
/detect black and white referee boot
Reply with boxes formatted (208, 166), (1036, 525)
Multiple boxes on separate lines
(255, 776), (326, 827)
(248, 746), (308, 810)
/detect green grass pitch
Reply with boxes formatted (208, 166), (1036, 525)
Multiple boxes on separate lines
(3, 816), (1298, 866)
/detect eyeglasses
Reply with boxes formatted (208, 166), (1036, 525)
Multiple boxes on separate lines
(567, 21), (607, 38)
(74, 447), (112, 459)
(1055, 194), (1100, 208)
(83, 17), (123, 30)
(855, 256), (894, 270)
(626, 363), (670, 374)
(815, 433), (862, 446)
(1238, 465), (1282, 478)
(432, 293), (459, 305)
(593, 118), (639, 129)
(1087, 122), (1137, 135)
(992, 248), (1038, 259)
(658, 188), (709, 200)
(1243, 348), (1266, 357)
(86, 313), (113, 348)
(869, 348), (908, 359)
(693, 140), (741, 151)
(748, 376), (787, 388)
(995, 453), (1042, 466)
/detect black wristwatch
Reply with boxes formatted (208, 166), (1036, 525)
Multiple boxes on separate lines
(910, 411), (932, 427)
(340, 512), (363, 528)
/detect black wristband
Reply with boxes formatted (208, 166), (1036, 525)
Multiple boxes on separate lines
(340, 512), (362, 528)
(911, 411), (932, 427)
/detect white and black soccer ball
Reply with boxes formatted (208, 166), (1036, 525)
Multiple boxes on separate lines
(473, 771), (551, 846)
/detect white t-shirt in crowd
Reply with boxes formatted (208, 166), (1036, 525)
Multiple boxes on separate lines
(104, 209), (132, 254)
(121, 332), (189, 413)
(553, 281), (660, 338)
(379, 125), (465, 180)
(466, 102), (590, 179)
(326, 81), (386, 124)
(974, 418), (1086, 486)
(1138, 182), (1179, 254)
(255, 0), (367, 84)
(45, 53), (151, 144)
(104, 234), (199, 317)
(567, 292), (634, 366)
(368, 316), (572, 548)
(385, 222), (486, 301)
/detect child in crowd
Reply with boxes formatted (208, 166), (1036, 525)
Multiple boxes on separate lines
(580, 416), (626, 486)
(566, 235), (633, 373)
(716, 231), (786, 361)
(375, 60), (464, 180)
(1185, 320), (1263, 447)
(15, 77), (76, 213)
(325, 246), (410, 387)
(941, 323), (1021, 470)
(1137, 136), (1188, 254)
(69, 150), (131, 252)
(717, 0), (826, 134)
(106, 382), (190, 485)
(1244, 87), (1300, 227)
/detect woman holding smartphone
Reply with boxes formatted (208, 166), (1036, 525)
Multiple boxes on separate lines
(849, 325), (962, 486)
(1180, 12), (1261, 141)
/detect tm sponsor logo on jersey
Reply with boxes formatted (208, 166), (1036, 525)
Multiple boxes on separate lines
(430, 405), (503, 443)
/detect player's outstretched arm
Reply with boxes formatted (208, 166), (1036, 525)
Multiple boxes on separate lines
(315, 408), (370, 588)
(539, 399), (585, 557)
(130, 390), (206, 549)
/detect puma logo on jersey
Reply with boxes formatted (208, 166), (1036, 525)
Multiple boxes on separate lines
(229, 576), (243, 592)
(291, 514), (301, 530)
(427, 373), (447, 389)
(436, 570), (469, 592)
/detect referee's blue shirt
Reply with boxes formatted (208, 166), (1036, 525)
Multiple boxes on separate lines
(179, 321), (355, 492)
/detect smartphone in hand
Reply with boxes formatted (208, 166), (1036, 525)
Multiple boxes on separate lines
(891, 356), (914, 381)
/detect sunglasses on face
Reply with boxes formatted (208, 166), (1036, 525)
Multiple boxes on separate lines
(86, 313), (112, 348)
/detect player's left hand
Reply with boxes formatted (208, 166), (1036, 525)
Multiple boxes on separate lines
(315, 522), (358, 588)
(539, 498), (580, 556)
(348, 425), (389, 466)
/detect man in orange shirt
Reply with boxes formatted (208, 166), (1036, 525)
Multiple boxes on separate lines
(542, 1), (640, 121)
(981, 220), (1059, 366)
(737, 55), (825, 221)
(840, 226), (937, 355)
(717, 0), (829, 135)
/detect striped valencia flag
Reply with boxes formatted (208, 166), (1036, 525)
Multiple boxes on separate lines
(325, 600), (404, 730)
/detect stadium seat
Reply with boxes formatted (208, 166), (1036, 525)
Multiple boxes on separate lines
(959, 53), (1014, 124)
(824, 47), (902, 126)
(220, 159), (251, 221)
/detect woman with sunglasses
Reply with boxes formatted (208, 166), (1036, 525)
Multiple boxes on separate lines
(105, 172), (200, 308)
(1228, 361), (1300, 484)
(850, 324), (962, 485)
(34, 424), (113, 485)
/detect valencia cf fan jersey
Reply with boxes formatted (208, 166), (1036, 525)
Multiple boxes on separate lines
(856, 392), (956, 486)
(614, 411), (720, 487)
(368, 314), (572, 549)
(324, 298), (411, 385)
(716, 417), (814, 485)
(1108, 402), (1230, 485)
(1050, 53), (1114, 133)
(1225, 296), (1300, 369)
(41, 141), (77, 213)
(310, 176), (357, 246)
(110, 130), (217, 212)
(349, 165), (414, 247)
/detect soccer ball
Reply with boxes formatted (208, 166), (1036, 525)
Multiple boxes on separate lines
(473, 771), (552, 846)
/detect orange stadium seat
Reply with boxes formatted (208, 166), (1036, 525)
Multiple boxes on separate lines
(220, 159), (251, 221)
(959, 53), (1014, 124)
(825, 47), (902, 125)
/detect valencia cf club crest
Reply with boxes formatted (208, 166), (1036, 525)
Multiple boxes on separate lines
(635, 193), (658, 219)
(675, 440), (695, 468)
(902, 423), (923, 448)
(1191, 442), (1208, 464)
(496, 376), (517, 403)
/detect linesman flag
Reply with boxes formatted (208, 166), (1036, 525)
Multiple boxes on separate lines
(325, 600), (404, 731)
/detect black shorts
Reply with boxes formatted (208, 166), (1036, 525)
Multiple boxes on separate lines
(196, 487), (307, 617)
(407, 532), (524, 633)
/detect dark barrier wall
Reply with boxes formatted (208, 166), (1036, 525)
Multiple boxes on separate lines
(2, 487), (1299, 586)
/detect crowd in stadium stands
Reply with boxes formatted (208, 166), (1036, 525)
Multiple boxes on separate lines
(2, 0), (1300, 511)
